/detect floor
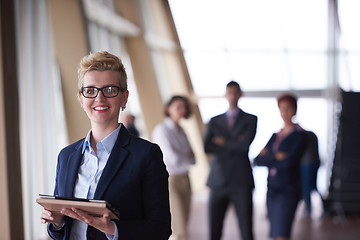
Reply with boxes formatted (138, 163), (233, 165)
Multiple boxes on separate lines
(187, 182), (360, 240)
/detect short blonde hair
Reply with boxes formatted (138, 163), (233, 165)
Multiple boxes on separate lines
(77, 51), (127, 92)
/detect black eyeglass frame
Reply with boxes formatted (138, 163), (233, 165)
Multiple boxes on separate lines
(80, 86), (121, 98)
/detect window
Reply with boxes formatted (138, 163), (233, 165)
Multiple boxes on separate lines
(169, 0), (360, 195)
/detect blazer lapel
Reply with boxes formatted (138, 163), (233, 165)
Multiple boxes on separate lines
(232, 110), (245, 130)
(93, 126), (130, 199)
(64, 141), (84, 197)
(219, 114), (228, 130)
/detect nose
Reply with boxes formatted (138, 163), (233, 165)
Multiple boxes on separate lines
(95, 90), (106, 101)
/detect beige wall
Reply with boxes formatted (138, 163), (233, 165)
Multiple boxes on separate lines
(115, 0), (165, 135)
(49, 0), (90, 142)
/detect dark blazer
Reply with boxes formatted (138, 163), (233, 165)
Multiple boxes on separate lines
(204, 109), (257, 190)
(301, 130), (320, 166)
(254, 129), (307, 195)
(48, 126), (172, 240)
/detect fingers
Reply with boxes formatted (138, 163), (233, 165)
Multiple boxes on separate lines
(102, 212), (110, 221)
(40, 208), (54, 224)
(60, 208), (80, 220)
(61, 208), (114, 234)
(40, 207), (65, 227)
(61, 208), (94, 225)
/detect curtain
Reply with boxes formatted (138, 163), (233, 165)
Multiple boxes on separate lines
(15, 0), (68, 239)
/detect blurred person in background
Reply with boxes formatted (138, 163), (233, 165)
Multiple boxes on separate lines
(254, 93), (307, 240)
(152, 95), (196, 240)
(204, 81), (257, 240)
(122, 113), (140, 137)
(300, 130), (321, 217)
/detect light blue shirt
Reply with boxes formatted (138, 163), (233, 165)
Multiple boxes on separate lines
(70, 125), (121, 239)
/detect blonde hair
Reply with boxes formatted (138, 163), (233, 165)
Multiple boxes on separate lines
(77, 51), (127, 92)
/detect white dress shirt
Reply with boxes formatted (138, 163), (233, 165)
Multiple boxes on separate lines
(152, 117), (195, 175)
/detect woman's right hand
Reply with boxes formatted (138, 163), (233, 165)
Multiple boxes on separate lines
(40, 207), (65, 228)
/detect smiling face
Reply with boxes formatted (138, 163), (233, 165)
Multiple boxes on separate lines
(80, 70), (128, 129)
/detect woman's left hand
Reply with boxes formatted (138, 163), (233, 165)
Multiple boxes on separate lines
(60, 208), (115, 235)
(275, 151), (287, 161)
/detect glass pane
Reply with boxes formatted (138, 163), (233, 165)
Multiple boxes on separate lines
(169, 0), (223, 50)
(289, 53), (327, 89)
(228, 52), (289, 91)
(216, 0), (283, 50)
(198, 98), (228, 123)
(184, 51), (232, 96)
(170, 0), (328, 95)
(339, 0), (360, 51)
(170, 0), (327, 51)
(338, 0), (360, 92)
(339, 53), (360, 91)
(276, 0), (327, 51)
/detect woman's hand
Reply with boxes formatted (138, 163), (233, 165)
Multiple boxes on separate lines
(275, 151), (287, 161)
(213, 136), (225, 146)
(259, 148), (268, 156)
(60, 208), (115, 235)
(40, 207), (64, 228)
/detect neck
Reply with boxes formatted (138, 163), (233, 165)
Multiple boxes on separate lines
(229, 106), (238, 111)
(169, 116), (181, 126)
(90, 122), (119, 147)
(282, 122), (295, 133)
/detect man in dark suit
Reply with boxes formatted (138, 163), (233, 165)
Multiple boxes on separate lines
(204, 81), (257, 240)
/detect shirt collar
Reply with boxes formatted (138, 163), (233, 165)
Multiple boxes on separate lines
(82, 124), (121, 154)
(164, 117), (177, 129)
(227, 108), (240, 117)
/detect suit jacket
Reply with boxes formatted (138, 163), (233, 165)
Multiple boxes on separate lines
(204, 109), (257, 190)
(254, 128), (307, 195)
(48, 126), (172, 240)
(301, 130), (320, 166)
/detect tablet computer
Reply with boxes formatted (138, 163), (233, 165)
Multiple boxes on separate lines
(36, 194), (120, 220)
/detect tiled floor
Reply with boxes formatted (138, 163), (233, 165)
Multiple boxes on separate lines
(187, 170), (360, 240)
(187, 191), (360, 240)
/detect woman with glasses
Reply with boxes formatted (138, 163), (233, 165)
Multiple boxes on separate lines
(254, 93), (307, 240)
(40, 51), (171, 239)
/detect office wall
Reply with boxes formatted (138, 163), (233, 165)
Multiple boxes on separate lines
(48, 0), (90, 142)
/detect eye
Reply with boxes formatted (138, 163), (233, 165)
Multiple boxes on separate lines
(106, 87), (116, 93)
(82, 87), (96, 96)
(85, 88), (95, 94)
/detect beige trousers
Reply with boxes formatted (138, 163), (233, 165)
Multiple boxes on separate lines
(169, 174), (192, 240)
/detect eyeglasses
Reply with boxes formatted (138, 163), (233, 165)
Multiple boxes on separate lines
(81, 86), (121, 98)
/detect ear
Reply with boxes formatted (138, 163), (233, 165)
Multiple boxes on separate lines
(78, 92), (84, 106)
(121, 90), (129, 110)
